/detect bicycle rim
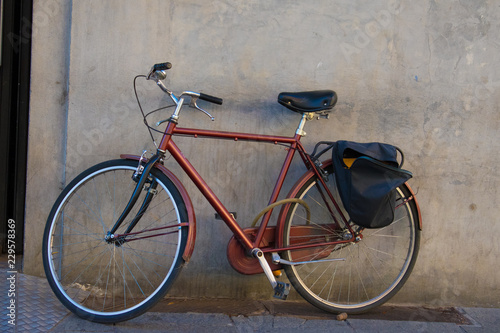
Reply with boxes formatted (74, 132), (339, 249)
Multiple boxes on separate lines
(43, 160), (187, 322)
(283, 168), (420, 314)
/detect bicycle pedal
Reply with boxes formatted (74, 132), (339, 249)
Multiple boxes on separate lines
(273, 281), (290, 300)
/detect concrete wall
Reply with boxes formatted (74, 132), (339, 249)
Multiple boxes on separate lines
(26, 0), (500, 307)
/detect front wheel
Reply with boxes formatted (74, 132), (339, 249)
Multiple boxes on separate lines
(282, 163), (420, 314)
(42, 159), (188, 323)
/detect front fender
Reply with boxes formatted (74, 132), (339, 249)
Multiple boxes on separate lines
(120, 154), (196, 263)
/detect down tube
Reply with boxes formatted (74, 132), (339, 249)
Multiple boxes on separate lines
(166, 140), (254, 250)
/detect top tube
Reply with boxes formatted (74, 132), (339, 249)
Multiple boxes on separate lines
(172, 127), (300, 144)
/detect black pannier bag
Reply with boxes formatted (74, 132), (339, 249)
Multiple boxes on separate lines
(331, 141), (413, 228)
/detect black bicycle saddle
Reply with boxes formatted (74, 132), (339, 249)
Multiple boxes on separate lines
(278, 90), (337, 114)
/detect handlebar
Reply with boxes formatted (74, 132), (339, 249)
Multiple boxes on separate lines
(199, 93), (223, 105)
(148, 62), (223, 105)
(153, 62), (172, 71)
(147, 62), (223, 121)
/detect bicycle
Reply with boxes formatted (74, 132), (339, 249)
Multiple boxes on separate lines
(42, 62), (421, 323)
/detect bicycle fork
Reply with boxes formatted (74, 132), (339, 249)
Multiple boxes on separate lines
(105, 153), (163, 244)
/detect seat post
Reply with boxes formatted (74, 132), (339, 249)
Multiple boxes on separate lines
(295, 112), (314, 137)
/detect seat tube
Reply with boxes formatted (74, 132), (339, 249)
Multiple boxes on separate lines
(253, 139), (299, 247)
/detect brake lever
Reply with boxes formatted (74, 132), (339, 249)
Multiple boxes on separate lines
(190, 97), (215, 121)
(156, 118), (169, 127)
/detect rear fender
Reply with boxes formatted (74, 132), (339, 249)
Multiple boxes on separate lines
(403, 182), (422, 230)
(120, 154), (196, 262)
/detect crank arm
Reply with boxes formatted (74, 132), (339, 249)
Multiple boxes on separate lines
(252, 248), (277, 288)
(253, 249), (290, 300)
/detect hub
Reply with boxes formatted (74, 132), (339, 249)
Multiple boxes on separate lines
(104, 232), (126, 247)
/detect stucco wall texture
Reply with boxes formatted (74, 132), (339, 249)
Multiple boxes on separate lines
(26, 0), (500, 307)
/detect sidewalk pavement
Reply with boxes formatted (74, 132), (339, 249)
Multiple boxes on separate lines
(1, 263), (499, 332)
(46, 300), (500, 333)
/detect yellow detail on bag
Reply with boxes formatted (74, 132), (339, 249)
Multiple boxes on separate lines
(343, 158), (356, 168)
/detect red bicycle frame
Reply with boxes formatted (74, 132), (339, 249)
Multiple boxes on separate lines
(156, 119), (350, 254)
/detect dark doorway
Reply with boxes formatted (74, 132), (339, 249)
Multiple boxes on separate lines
(0, 0), (33, 254)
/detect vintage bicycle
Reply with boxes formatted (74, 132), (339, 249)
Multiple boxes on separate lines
(42, 62), (421, 323)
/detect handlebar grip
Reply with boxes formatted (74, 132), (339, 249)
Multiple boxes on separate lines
(153, 62), (172, 71)
(199, 93), (223, 105)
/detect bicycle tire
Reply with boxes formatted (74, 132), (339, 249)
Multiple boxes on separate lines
(282, 163), (420, 314)
(42, 159), (188, 323)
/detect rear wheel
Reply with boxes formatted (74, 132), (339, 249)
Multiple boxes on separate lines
(42, 159), (188, 323)
(282, 163), (420, 314)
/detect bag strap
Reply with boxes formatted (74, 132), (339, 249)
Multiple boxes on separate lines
(312, 140), (406, 169)
(394, 146), (405, 168)
(310, 141), (335, 162)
